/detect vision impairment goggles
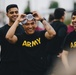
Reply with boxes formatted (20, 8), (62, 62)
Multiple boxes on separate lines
(21, 14), (34, 25)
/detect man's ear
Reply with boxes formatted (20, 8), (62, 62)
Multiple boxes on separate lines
(61, 15), (63, 19)
(62, 16), (65, 22)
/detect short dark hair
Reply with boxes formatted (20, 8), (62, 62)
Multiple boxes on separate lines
(54, 8), (65, 19)
(6, 4), (18, 13)
(25, 12), (33, 15)
(48, 14), (54, 23)
(71, 10), (76, 17)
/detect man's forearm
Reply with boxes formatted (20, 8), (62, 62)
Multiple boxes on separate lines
(6, 20), (19, 39)
(62, 51), (70, 70)
(42, 20), (56, 35)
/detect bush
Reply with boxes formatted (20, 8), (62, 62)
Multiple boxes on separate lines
(64, 19), (71, 25)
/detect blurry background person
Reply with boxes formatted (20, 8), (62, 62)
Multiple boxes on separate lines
(46, 8), (67, 75)
(67, 10), (76, 34)
(62, 10), (76, 75)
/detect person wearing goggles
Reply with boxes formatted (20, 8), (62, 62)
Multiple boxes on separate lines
(5, 11), (56, 75)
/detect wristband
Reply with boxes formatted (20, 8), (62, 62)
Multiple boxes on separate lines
(40, 18), (46, 22)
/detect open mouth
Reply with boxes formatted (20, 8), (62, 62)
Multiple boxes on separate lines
(28, 29), (34, 32)
(13, 17), (17, 19)
(73, 22), (76, 25)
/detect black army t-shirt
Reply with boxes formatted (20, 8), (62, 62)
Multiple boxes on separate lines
(16, 31), (49, 73)
(62, 30), (76, 67)
(63, 30), (76, 51)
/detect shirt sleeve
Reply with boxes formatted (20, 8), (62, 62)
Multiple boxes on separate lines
(40, 30), (48, 41)
(15, 33), (24, 46)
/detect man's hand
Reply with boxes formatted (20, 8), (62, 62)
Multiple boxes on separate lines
(32, 11), (43, 21)
(17, 14), (26, 22)
(57, 53), (62, 58)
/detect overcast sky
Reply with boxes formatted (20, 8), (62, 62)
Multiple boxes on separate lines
(4, 0), (51, 13)
(4, 0), (74, 14)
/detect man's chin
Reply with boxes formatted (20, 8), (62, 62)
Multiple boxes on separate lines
(12, 20), (16, 22)
(27, 32), (34, 35)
